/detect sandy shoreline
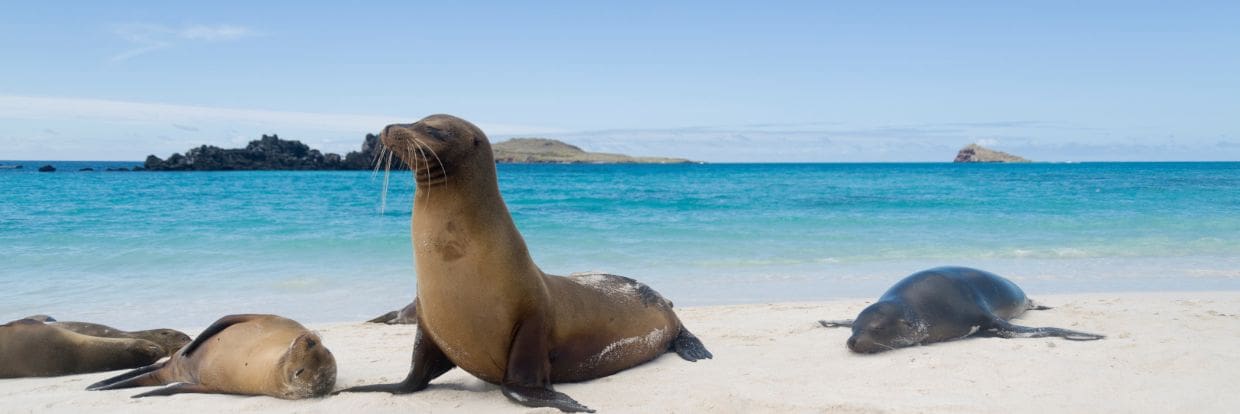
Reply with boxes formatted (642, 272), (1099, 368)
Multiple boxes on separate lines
(3, 291), (1238, 413)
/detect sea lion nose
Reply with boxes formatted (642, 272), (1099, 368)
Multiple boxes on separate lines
(846, 337), (858, 351)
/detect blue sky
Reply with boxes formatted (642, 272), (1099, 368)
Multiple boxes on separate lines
(2, 1), (1237, 161)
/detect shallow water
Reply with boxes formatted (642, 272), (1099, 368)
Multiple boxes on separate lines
(1, 161), (1238, 327)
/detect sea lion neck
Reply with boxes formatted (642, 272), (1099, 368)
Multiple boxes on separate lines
(411, 165), (539, 282)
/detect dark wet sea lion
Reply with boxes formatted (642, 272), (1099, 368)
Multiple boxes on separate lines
(50, 321), (192, 357)
(0, 319), (164, 378)
(366, 300), (418, 324)
(820, 266), (1104, 353)
(338, 114), (712, 412)
(88, 314), (336, 399)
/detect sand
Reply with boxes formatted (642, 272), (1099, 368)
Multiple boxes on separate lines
(3, 291), (1239, 413)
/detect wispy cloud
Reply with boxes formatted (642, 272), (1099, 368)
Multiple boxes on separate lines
(110, 23), (256, 62)
(0, 95), (561, 136)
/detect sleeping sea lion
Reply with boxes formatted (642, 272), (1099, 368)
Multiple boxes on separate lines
(0, 319), (164, 378)
(50, 320), (191, 357)
(87, 314), (336, 399)
(820, 266), (1105, 353)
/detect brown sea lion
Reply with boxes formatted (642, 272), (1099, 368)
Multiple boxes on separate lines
(87, 314), (337, 399)
(50, 321), (191, 357)
(0, 319), (164, 378)
(366, 300), (418, 324)
(338, 115), (712, 412)
(820, 266), (1105, 353)
(18, 314), (56, 322)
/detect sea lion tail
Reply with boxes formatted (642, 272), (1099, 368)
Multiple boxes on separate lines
(86, 360), (167, 391)
(366, 310), (399, 324)
(671, 328), (713, 361)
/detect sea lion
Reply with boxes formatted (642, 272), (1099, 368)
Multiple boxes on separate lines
(87, 314), (336, 399)
(51, 321), (191, 357)
(0, 319), (164, 378)
(338, 114), (712, 412)
(819, 266), (1105, 353)
(366, 300), (418, 324)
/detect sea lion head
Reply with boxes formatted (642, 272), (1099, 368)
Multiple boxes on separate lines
(132, 328), (193, 357)
(122, 339), (167, 366)
(846, 301), (927, 354)
(380, 114), (493, 188)
(276, 332), (337, 399)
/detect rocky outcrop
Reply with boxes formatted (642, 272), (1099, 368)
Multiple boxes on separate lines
(37, 165), (55, 172)
(953, 144), (1030, 163)
(144, 134), (382, 171)
(492, 138), (693, 164)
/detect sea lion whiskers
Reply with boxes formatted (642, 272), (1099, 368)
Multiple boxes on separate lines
(380, 150), (394, 214)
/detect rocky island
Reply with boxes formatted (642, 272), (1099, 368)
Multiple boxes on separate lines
(492, 138), (692, 164)
(144, 134), (382, 171)
(143, 134), (691, 170)
(953, 144), (1031, 163)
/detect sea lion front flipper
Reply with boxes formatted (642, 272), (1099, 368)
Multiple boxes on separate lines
(671, 328), (713, 361)
(335, 325), (454, 394)
(818, 319), (854, 328)
(500, 315), (594, 413)
(365, 310), (399, 324)
(131, 382), (213, 398)
(87, 360), (168, 391)
(182, 314), (266, 357)
(990, 319), (1106, 341)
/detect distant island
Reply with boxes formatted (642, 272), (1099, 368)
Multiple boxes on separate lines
(953, 144), (1031, 163)
(143, 134), (692, 171)
(144, 134), (382, 171)
(493, 138), (692, 164)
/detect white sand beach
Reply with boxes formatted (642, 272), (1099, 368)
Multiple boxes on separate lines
(2, 291), (1238, 413)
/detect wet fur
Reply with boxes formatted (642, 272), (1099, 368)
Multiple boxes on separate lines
(821, 266), (1104, 353)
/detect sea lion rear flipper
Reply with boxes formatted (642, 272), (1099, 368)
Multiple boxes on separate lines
(500, 315), (594, 413)
(335, 325), (455, 394)
(818, 319), (854, 328)
(181, 314), (264, 357)
(671, 328), (713, 361)
(87, 360), (168, 391)
(990, 320), (1105, 341)
(365, 310), (399, 324)
(132, 382), (212, 398)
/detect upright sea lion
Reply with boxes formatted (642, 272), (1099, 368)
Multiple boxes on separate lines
(338, 115), (712, 413)
(366, 300), (418, 324)
(0, 319), (164, 378)
(819, 266), (1105, 353)
(50, 320), (192, 357)
(87, 314), (336, 399)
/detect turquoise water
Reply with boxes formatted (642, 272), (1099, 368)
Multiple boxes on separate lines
(2, 162), (1238, 328)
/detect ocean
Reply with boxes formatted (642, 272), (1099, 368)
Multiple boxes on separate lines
(2, 161), (1238, 328)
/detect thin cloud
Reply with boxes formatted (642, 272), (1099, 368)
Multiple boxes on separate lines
(0, 95), (561, 136)
(110, 23), (256, 62)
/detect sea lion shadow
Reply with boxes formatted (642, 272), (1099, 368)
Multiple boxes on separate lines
(427, 379), (499, 394)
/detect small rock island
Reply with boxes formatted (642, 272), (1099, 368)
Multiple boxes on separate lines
(492, 138), (692, 164)
(953, 144), (1031, 163)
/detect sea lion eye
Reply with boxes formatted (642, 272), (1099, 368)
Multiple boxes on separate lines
(294, 368), (305, 377)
